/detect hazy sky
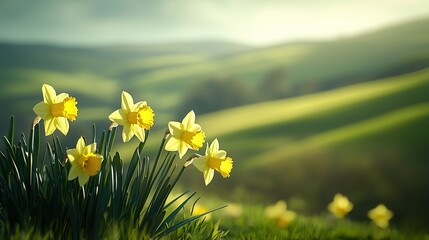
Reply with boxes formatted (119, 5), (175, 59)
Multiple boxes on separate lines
(1, 0), (429, 46)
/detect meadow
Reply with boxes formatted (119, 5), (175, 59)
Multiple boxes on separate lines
(1, 17), (429, 238)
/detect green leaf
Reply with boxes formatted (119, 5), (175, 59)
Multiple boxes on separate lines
(8, 116), (14, 144)
(157, 205), (227, 238)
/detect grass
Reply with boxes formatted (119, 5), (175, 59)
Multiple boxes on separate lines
(5, 204), (429, 239)
(201, 66), (429, 134)
(219, 205), (427, 240)
(242, 102), (429, 169)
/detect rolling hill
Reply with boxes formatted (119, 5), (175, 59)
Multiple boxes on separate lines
(170, 68), (429, 226)
(1, 17), (429, 122)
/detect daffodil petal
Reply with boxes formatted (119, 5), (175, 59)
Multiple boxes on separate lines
(121, 91), (134, 112)
(132, 125), (146, 142)
(168, 121), (183, 138)
(83, 143), (97, 155)
(133, 101), (147, 111)
(215, 150), (227, 159)
(42, 84), (56, 104)
(78, 174), (90, 186)
(188, 123), (201, 132)
(178, 141), (189, 159)
(55, 93), (69, 103)
(122, 124), (134, 142)
(182, 110), (195, 130)
(205, 143), (210, 155)
(193, 156), (208, 172)
(76, 137), (85, 153)
(210, 139), (220, 153)
(55, 117), (69, 135)
(165, 137), (179, 151)
(67, 149), (79, 163)
(33, 101), (50, 119)
(68, 165), (79, 180)
(44, 118), (56, 136)
(109, 109), (128, 125)
(203, 168), (214, 186)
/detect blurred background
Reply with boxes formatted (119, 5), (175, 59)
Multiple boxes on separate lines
(1, 0), (429, 231)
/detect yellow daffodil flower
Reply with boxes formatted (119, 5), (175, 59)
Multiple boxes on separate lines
(225, 203), (243, 218)
(265, 200), (297, 227)
(328, 193), (353, 218)
(67, 137), (103, 186)
(33, 84), (78, 136)
(192, 203), (212, 221)
(192, 139), (233, 186)
(108, 91), (154, 142)
(165, 110), (205, 158)
(368, 204), (393, 228)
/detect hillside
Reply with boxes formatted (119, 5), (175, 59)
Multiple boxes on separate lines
(1, 17), (429, 122)
(158, 68), (429, 226)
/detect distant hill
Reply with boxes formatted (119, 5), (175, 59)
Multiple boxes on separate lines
(0, 17), (428, 135)
(0, 41), (252, 73)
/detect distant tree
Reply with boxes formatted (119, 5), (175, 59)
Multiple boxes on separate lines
(179, 76), (251, 115)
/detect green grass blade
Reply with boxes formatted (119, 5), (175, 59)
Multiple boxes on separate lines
(8, 116), (14, 144)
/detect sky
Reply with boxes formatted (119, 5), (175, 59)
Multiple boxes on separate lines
(1, 0), (429, 46)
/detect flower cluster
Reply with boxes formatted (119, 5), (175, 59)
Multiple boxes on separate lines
(264, 194), (394, 229)
(165, 110), (233, 185)
(33, 84), (233, 186)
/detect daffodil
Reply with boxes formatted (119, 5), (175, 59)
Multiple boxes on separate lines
(265, 200), (297, 227)
(191, 203), (212, 221)
(328, 193), (353, 218)
(108, 91), (154, 142)
(265, 200), (287, 219)
(33, 84), (78, 136)
(368, 204), (393, 228)
(165, 110), (205, 158)
(67, 137), (103, 186)
(192, 139), (233, 186)
(225, 203), (243, 218)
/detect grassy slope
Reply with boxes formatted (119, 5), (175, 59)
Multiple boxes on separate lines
(195, 68), (429, 168)
(138, 67), (429, 159)
(139, 68), (429, 226)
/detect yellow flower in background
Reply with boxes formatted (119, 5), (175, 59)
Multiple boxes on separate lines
(33, 84), (78, 136)
(192, 203), (212, 221)
(109, 91), (154, 142)
(265, 200), (297, 227)
(328, 193), (353, 218)
(192, 139), (233, 186)
(368, 204), (393, 228)
(165, 110), (205, 158)
(276, 211), (297, 228)
(225, 203), (243, 218)
(67, 137), (103, 186)
(265, 200), (287, 219)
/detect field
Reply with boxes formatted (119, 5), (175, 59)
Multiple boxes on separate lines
(1, 17), (429, 238)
